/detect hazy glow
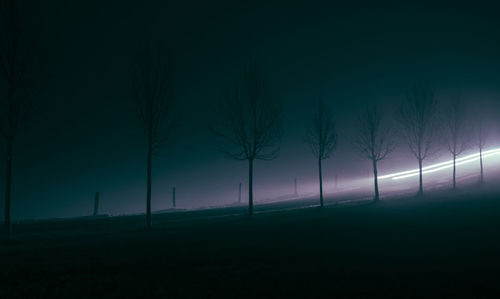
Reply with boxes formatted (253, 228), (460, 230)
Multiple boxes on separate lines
(379, 148), (500, 180)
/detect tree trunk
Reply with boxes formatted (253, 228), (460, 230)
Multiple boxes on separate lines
(4, 138), (12, 240)
(453, 155), (457, 190)
(93, 192), (99, 216)
(172, 187), (176, 208)
(418, 158), (423, 196)
(5, 85), (14, 240)
(238, 182), (242, 203)
(248, 158), (254, 216)
(318, 158), (324, 207)
(294, 178), (298, 197)
(146, 135), (153, 229)
(479, 147), (484, 183)
(372, 159), (379, 201)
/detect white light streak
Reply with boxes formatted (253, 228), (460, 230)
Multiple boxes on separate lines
(379, 147), (500, 180)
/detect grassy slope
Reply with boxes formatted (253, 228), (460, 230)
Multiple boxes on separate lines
(1, 191), (500, 298)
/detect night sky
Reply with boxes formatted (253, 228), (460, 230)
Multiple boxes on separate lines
(4, 0), (500, 220)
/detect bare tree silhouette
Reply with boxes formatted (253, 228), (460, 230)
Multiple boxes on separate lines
(0, 0), (41, 239)
(475, 118), (488, 184)
(396, 83), (438, 196)
(210, 64), (282, 216)
(133, 43), (178, 229)
(353, 104), (394, 201)
(444, 97), (468, 190)
(306, 99), (337, 207)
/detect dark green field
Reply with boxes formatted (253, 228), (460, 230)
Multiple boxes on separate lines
(2, 191), (500, 298)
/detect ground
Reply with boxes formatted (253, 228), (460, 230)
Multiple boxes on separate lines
(2, 190), (500, 298)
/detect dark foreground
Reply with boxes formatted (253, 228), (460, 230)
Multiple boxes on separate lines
(2, 191), (500, 298)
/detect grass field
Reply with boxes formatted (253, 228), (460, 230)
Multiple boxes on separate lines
(2, 189), (500, 297)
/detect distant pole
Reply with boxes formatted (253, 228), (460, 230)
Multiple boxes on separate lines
(172, 187), (176, 208)
(294, 178), (298, 197)
(237, 182), (242, 203)
(93, 192), (99, 216)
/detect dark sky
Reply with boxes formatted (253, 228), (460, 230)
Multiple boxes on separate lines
(3, 0), (500, 220)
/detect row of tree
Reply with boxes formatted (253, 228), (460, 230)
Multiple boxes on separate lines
(207, 65), (491, 218)
(0, 0), (493, 236)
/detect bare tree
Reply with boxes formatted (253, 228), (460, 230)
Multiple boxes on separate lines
(306, 99), (337, 207)
(210, 64), (282, 216)
(0, 0), (41, 239)
(475, 118), (488, 184)
(353, 104), (394, 201)
(134, 43), (178, 229)
(444, 97), (468, 190)
(396, 83), (438, 196)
